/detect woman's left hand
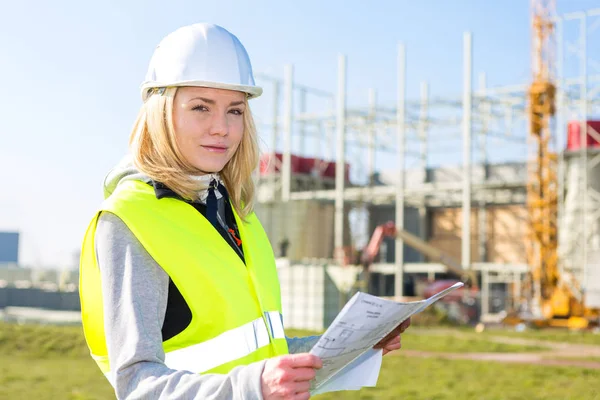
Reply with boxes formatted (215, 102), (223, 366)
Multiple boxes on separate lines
(373, 318), (411, 356)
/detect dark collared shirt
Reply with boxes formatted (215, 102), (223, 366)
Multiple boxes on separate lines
(149, 180), (245, 341)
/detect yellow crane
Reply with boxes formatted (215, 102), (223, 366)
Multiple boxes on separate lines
(525, 0), (597, 328)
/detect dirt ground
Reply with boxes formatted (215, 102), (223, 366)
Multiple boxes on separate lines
(401, 329), (600, 369)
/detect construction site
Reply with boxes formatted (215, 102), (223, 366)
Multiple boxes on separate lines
(246, 2), (600, 332)
(3, 2), (600, 399)
(0, 2), (599, 334)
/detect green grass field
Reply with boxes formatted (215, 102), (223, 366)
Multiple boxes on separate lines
(315, 355), (600, 400)
(1, 323), (599, 399)
(482, 328), (600, 346)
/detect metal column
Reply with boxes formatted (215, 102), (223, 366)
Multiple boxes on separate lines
(395, 43), (407, 297)
(298, 89), (307, 156)
(368, 88), (377, 186)
(269, 79), (281, 243)
(478, 72), (488, 263)
(270, 80), (280, 183)
(334, 55), (347, 254)
(482, 268), (490, 317)
(462, 32), (473, 272)
(556, 16), (566, 280)
(282, 65), (294, 202)
(579, 15), (589, 291)
(418, 82), (429, 262)
(419, 82), (429, 177)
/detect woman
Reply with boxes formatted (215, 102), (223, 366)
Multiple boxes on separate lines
(79, 23), (409, 400)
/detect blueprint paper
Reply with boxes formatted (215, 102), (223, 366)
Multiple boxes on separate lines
(309, 282), (464, 394)
(310, 348), (382, 395)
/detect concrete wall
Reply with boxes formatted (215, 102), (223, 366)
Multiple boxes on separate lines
(0, 267), (79, 290)
(486, 206), (528, 263)
(429, 208), (481, 263)
(255, 201), (351, 260)
(365, 204), (527, 265)
(429, 205), (526, 264)
(0, 288), (80, 311)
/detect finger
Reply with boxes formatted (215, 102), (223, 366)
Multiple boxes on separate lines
(385, 336), (401, 347)
(385, 340), (401, 351)
(379, 318), (411, 346)
(294, 381), (312, 393)
(399, 318), (411, 332)
(380, 336), (400, 351)
(389, 319), (410, 337)
(374, 331), (396, 348)
(375, 328), (401, 348)
(289, 353), (322, 369)
(383, 346), (400, 355)
(293, 367), (317, 382)
(294, 393), (311, 400)
(383, 340), (402, 356)
(387, 324), (404, 338)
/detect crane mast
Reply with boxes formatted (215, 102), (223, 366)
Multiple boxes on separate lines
(527, 0), (558, 318)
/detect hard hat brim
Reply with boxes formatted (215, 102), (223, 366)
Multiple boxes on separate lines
(141, 80), (263, 102)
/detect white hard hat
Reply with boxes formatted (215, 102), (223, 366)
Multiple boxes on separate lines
(141, 23), (262, 101)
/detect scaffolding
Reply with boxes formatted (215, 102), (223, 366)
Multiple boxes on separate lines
(556, 10), (600, 309)
(253, 7), (600, 321)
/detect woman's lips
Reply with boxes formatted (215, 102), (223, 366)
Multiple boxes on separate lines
(202, 145), (228, 153)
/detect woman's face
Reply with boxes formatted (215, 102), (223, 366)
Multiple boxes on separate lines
(173, 86), (246, 174)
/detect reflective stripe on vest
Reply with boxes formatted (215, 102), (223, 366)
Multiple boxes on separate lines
(265, 311), (285, 339)
(80, 180), (289, 381)
(100, 312), (285, 385)
(165, 312), (285, 374)
(95, 311), (285, 384)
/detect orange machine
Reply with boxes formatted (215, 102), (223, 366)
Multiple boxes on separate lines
(360, 221), (478, 290)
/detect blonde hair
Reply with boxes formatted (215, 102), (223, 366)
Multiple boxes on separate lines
(129, 87), (259, 218)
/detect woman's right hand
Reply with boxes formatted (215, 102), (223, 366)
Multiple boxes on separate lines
(261, 353), (322, 400)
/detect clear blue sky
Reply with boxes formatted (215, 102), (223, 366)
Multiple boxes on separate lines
(1, 0), (599, 268)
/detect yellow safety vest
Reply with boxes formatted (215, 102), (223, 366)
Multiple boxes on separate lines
(79, 180), (289, 383)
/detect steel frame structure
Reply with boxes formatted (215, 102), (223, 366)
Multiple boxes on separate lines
(555, 9), (600, 305)
(253, 8), (600, 314)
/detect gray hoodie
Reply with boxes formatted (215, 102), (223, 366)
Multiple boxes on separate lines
(95, 157), (319, 399)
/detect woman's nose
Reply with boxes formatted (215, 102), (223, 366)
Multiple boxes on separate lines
(208, 113), (229, 136)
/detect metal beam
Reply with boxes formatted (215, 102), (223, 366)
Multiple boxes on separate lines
(334, 54), (347, 253)
(368, 88), (377, 186)
(395, 43), (407, 296)
(462, 32), (473, 271)
(580, 15), (589, 291)
(282, 64), (294, 202)
(299, 89), (307, 155)
(478, 72), (489, 263)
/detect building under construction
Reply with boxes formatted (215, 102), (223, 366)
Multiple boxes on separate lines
(0, 2), (597, 332)
(252, 4), (600, 330)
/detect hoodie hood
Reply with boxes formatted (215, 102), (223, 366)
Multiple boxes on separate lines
(103, 155), (222, 202)
(103, 156), (151, 199)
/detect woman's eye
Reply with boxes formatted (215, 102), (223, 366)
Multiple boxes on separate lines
(229, 108), (244, 116)
(192, 105), (208, 112)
